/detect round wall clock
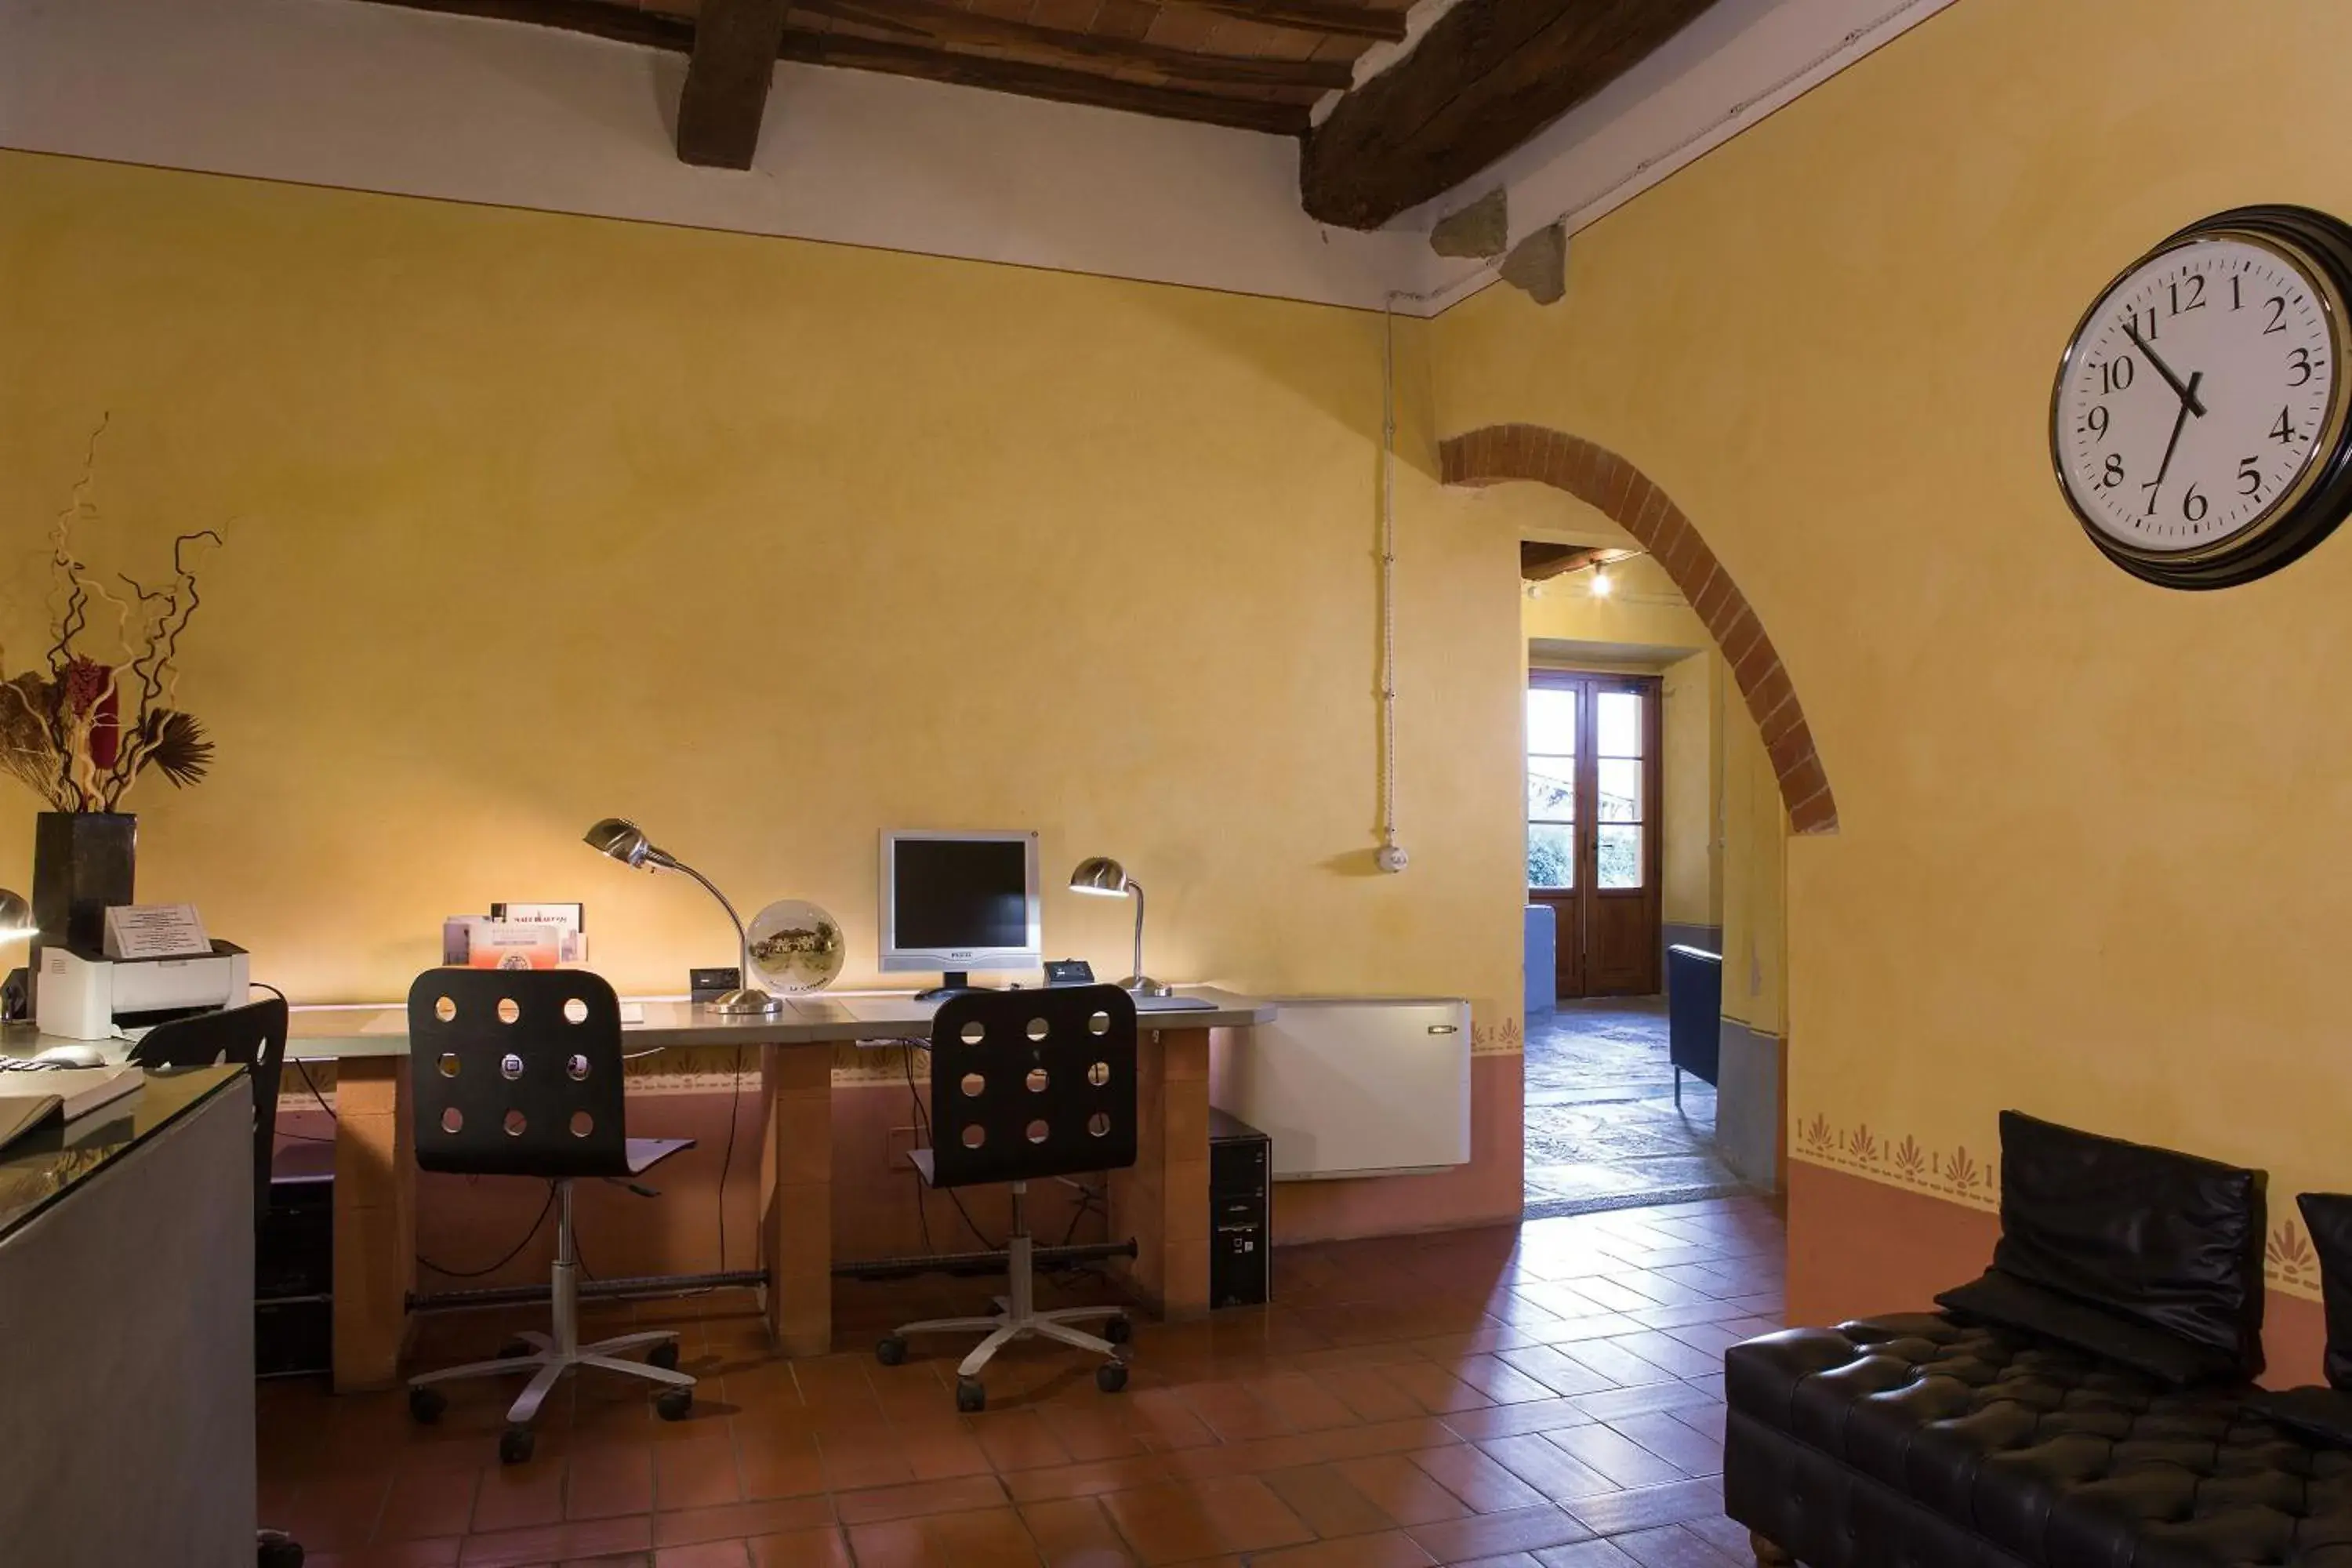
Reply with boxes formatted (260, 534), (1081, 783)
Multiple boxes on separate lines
(2051, 204), (2352, 589)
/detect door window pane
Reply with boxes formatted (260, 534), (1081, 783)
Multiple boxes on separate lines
(1597, 825), (1642, 888)
(1528, 760), (1576, 821)
(1529, 824), (1577, 889)
(1596, 690), (1641, 757)
(1597, 758), (1642, 823)
(1527, 688), (1578, 754)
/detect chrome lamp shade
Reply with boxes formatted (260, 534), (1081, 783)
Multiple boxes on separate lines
(1067, 857), (1166, 997)
(583, 818), (779, 1015)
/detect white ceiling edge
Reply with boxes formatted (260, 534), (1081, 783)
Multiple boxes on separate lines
(1396, 0), (1962, 308)
(0, 0), (1421, 310)
(0, 0), (1961, 315)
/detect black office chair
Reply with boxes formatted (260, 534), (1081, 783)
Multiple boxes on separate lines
(129, 994), (307, 1568)
(400, 969), (696, 1464)
(876, 985), (1138, 1411)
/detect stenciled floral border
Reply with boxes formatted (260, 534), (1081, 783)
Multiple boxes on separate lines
(1793, 1111), (2322, 1299)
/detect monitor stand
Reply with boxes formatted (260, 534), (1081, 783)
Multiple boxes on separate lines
(913, 971), (991, 1004)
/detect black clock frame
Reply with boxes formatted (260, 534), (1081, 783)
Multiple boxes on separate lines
(2051, 203), (2352, 590)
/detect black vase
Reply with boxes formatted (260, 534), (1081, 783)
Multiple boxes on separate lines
(31, 810), (137, 953)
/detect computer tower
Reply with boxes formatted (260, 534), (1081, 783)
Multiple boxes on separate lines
(256, 1145), (334, 1377)
(1208, 1109), (1271, 1308)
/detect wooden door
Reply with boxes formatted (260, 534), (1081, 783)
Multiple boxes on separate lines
(1526, 671), (1663, 998)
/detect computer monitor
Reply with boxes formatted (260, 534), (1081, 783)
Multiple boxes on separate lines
(878, 829), (1042, 999)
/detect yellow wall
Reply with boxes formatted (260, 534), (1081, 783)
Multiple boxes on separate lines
(1661, 651), (1722, 935)
(1437, 0), (2352, 1276)
(0, 153), (1523, 1046)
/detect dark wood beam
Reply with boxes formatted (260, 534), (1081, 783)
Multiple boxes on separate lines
(1159, 0), (1408, 43)
(779, 31), (1312, 134)
(1520, 542), (1607, 582)
(802, 0), (1356, 92)
(1302, 0), (1717, 229)
(677, 0), (795, 168)
(359, 0), (693, 50)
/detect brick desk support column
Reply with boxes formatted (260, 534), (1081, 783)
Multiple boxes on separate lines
(331, 1057), (415, 1392)
(1110, 1025), (1212, 1318)
(762, 1044), (834, 1356)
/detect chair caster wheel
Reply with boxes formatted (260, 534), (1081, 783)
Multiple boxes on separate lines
(876, 1336), (907, 1367)
(1096, 1360), (1129, 1393)
(648, 1341), (680, 1371)
(257, 1528), (305, 1567)
(498, 1425), (535, 1465)
(655, 1387), (694, 1421)
(406, 1386), (445, 1425)
(498, 1338), (533, 1359)
(1104, 1316), (1132, 1345)
(956, 1376), (986, 1413)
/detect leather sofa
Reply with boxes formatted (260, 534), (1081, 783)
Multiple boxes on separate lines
(1722, 1112), (2352, 1567)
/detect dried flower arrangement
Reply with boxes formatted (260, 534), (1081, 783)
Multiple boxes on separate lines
(1, 421), (220, 813)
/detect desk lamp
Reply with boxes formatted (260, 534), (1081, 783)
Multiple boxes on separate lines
(1068, 857), (1167, 997)
(583, 818), (781, 1016)
(0, 890), (31, 944)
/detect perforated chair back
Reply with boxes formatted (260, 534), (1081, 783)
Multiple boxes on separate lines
(927, 985), (1138, 1189)
(129, 994), (289, 1228)
(407, 968), (633, 1179)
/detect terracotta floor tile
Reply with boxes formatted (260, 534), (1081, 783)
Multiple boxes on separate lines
(1475, 1435), (1621, 1505)
(1004, 1455), (1170, 1504)
(1602, 1523), (1740, 1567)
(846, 1506), (1040, 1568)
(1191, 1475), (1313, 1552)
(1538, 1418), (1696, 1491)
(1097, 1483), (1226, 1566)
(973, 1409), (1076, 1472)
(379, 1467), (480, 1541)
(655, 1436), (743, 1512)
(567, 1446), (655, 1520)
(834, 1472), (1009, 1526)
(1314, 1367), (1428, 1423)
(1244, 1374), (1363, 1433)
(1308, 1417), (1463, 1462)
(284, 1473), (396, 1552)
(1174, 1381), (1293, 1443)
(1328, 1454), (1472, 1528)
(1019, 1496), (1138, 1568)
(1443, 1398), (1595, 1443)
(1405, 1504), (1594, 1563)
(1160, 1432), (1323, 1482)
(1034, 1403), (1152, 1463)
(1570, 1382), (1716, 1425)
(1532, 1541), (1642, 1567)
(1407, 1445), (1550, 1515)
(1246, 1528), (1436, 1568)
(735, 1430), (828, 1503)
(745, 1524), (853, 1568)
(1561, 1479), (1723, 1537)
(470, 1464), (568, 1534)
(341, 1539), (465, 1568)
(891, 1419), (993, 1481)
(1606, 1413), (1722, 1478)
(651, 1543), (750, 1567)
(1381, 1361), (1498, 1416)
(652, 1497), (835, 1548)
(813, 1430), (915, 1493)
(456, 1514), (655, 1567)
(1258, 1463), (1395, 1540)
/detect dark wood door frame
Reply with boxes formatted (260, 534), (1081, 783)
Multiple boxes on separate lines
(1527, 668), (1664, 998)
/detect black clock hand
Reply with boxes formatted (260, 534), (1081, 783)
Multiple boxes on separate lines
(2152, 388), (2194, 490)
(2122, 322), (2208, 418)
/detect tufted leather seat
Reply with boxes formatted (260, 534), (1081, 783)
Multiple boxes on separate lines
(1725, 1314), (2352, 1568)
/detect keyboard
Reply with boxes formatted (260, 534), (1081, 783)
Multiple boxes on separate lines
(0, 1056), (81, 1073)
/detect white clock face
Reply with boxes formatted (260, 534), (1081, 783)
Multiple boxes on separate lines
(2054, 234), (2343, 557)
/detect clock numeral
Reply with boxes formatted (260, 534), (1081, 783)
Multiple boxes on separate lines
(2266, 295), (2289, 334)
(2098, 452), (2125, 489)
(2098, 357), (2134, 395)
(2289, 347), (2321, 387)
(2169, 275), (2205, 314)
(2129, 306), (2158, 342)
(2085, 405), (2110, 440)
(2183, 485), (2209, 523)
(2274, 408), (2300, 445)
(2141, 477), (2164, 517)
(2240, 456), (2264, 496)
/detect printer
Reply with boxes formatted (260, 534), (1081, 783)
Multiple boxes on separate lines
(36, 942), (252, 1040)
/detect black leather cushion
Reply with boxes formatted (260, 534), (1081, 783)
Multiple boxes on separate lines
(2252, 1386), (2352, 1450)
(2299, 1193), (2352, 1391)
(1724, 1313), (2352, 1567)
(1990, 1110), (2267, 1380)
(1937, 1269), (2242, 1387)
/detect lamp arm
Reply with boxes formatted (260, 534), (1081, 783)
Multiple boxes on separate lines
(1127, 879), (1146, 985)
(669, 856), (752, 974)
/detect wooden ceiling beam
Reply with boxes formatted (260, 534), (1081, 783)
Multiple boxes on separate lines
(359, 0), (692, 50)
(1521, 543), (1608, 582)
(1301, 0), (1716, 229)
(678, 0), (795, 168)
(1157, 0), (1408, 44)
(801, 0), (1356, 93)
(778, 31), (1312, 134)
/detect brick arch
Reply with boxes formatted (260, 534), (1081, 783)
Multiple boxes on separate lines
(1442, 423), (1837, 835)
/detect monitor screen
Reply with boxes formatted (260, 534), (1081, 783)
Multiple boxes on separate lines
(880, 831), (1040, 971)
